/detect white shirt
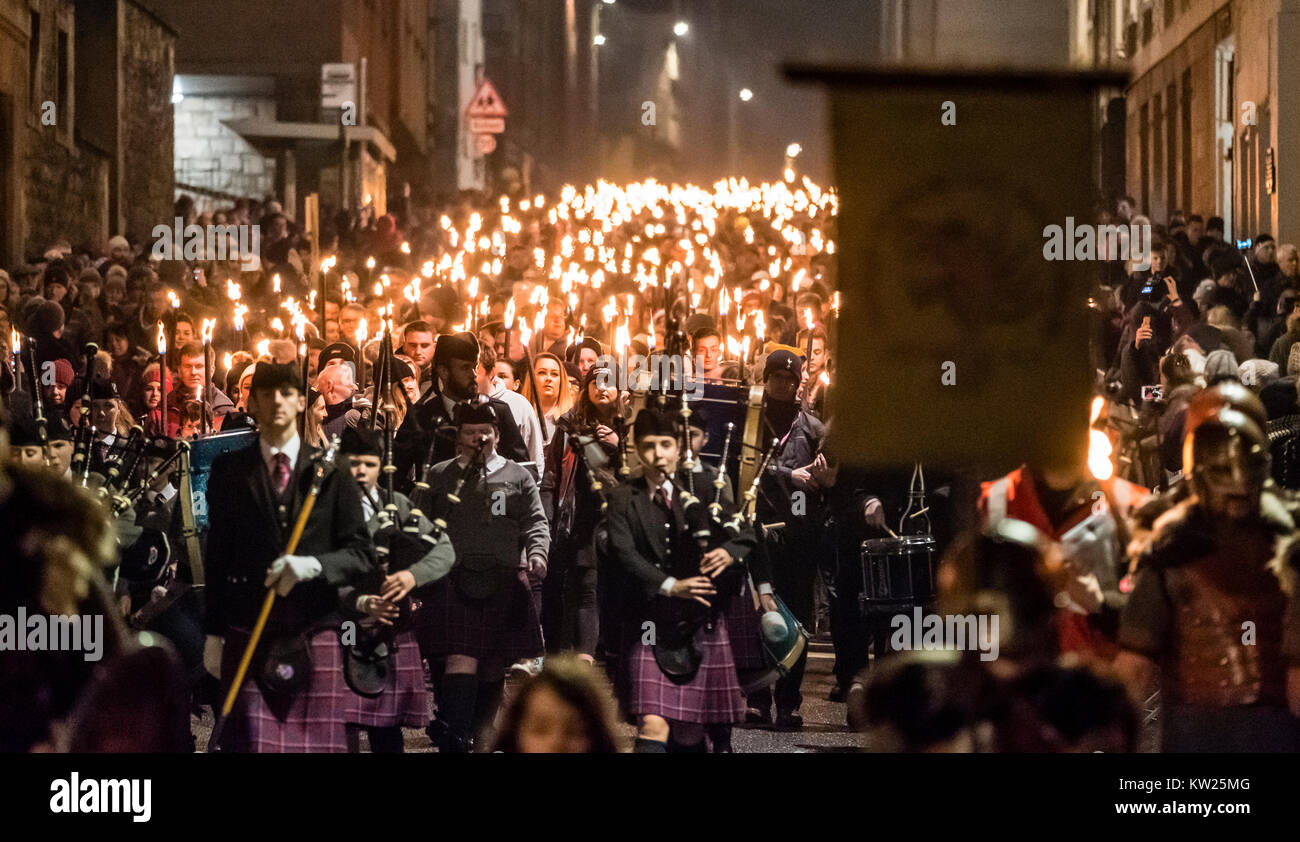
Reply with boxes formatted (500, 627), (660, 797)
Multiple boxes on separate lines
(489, 377), (545, 472)
(260, 431), (301, 477)
(456, 450), (506, 474)
(360, 486), (381, 522)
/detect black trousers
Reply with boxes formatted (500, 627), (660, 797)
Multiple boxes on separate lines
(747, 532), (816, 712)
(542, 538), (600, 657)
(829, 547), (898, 688)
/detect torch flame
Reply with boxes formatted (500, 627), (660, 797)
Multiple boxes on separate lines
(1088, 397), (1113, 480)
(614, 322), (631, 354)
(201, 318), (216, 344)
(272, 274), (281, 293)
(156, 322), (167, 354)
(356, 318), (368, 348)
(222, 351), (232, 371)
(256, 339), (270, 359)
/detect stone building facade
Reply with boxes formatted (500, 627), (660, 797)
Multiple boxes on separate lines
(1075, 0), (1300, 242)
(0, 0), (174, 266)
(173, 75), (277, 206)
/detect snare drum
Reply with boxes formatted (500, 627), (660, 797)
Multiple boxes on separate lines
(859, 535), (937, 613)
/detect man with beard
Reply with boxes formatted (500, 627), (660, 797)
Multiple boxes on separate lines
(392, 333), (529, 494)
(1115, 384), (1300, 751)
(400, 320), (436, 391)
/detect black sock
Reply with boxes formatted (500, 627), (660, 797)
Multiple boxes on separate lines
(439, 673), (479, 749)
(633, 737), (667, 753)
(706, 724), (733, 753)
(666, 735), (708, 753)
(367, 726), (404, 754)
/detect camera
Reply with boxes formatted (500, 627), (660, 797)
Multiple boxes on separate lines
(1141, 384), (1163, 402)
(1236, 238), (1253, 250)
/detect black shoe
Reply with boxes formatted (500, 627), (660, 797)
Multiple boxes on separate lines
(744, 706), (773, 726)
(425, 718), (448, 747)
(827, 683), (846, 703)
(436, 730), (474, 753)
(775, 710), (804, 731)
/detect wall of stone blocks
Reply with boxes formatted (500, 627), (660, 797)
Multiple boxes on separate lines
(121, 1), (176, 242)
(173, 93), (277, 205)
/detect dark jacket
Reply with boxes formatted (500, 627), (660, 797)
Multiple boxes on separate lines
(392, 385), (529, 494)
(425, 453), (549, 569)
(604, 469), (756, 609)
(541, 409), (621, 550)
(203, 441), (375, 638)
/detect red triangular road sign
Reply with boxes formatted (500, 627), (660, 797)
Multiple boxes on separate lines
(466, 79), (508, 119)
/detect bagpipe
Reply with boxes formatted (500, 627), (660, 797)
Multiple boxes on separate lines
(22, 336), (54, 469)
(342, 333), (479, 697)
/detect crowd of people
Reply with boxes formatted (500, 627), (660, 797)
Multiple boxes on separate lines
(2, 182), (1298, 753)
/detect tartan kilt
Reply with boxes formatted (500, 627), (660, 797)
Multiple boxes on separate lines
(341, 629), (430, 729)
(414, 571), (543, 662)
(625, 615), (747, 725)
(217, 626), (350, 753)
(725, 580), (766, 671)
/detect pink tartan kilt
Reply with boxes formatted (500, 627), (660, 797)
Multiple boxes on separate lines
(341, 629), (430, 729)
(415, 571), (543, 662)
(217, 626), (351, 753)
(725, 581), (766, 671)
(626, 615), (747, 725)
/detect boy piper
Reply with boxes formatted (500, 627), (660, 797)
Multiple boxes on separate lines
(202, 362), (375, 752)
(337, 425), (455, 752)
(605, 404), (756, 752)
(417, 395), (549, 752)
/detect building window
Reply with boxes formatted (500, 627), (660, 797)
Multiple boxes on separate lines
(56, 29), (68, 128)
(1139, 101), (1150, 214)
(1164, 0), (1175, 27)
(1141, 3), (1153, 45)
(28, 11), (41, 110)
(1180, 70), (1192, 214)
(1153, 93), (1163, 217)
(1166, 82), (1177, 213)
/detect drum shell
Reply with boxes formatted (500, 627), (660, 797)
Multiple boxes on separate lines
(859, 535), (937, 612)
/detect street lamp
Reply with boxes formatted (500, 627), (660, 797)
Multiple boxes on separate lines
(739, 88), (754, 102)
(593, 34), (606, 46)
(674, 21), (689, 37)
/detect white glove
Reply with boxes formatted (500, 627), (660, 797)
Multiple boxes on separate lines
(264, 554), (324, 596)
(203, 635), (224, 679)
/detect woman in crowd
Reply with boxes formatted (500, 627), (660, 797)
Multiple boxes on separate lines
(524, 352), (573, 443)
(493, 656), (621, 753)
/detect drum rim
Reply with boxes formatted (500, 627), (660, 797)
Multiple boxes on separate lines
(861, 535), (937, 551)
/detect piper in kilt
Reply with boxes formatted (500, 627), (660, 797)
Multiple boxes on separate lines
(416, 395), (550, 752)
(337, 426), (456, 752)
(604, 405), (757, 753)
(203, 362), (376, 753)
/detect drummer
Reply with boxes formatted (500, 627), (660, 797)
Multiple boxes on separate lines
(745, 349), (825, 729)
